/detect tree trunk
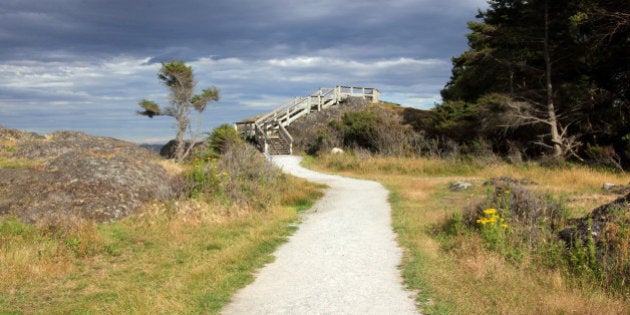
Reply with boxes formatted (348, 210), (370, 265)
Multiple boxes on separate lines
(544, 0), (563, 158)
(174, 102), (187, 162)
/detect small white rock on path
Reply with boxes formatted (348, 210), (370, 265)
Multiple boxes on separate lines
(221, 155), (419, 315)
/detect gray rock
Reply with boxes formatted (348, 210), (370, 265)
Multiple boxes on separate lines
(450, 181), (473, 191)
(0, 128), (182, 223)
(603, 182), (616, 190)
(330, 147), (345, 154)
(160, 139), (209, 159)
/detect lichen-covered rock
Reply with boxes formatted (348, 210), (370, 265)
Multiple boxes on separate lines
(558, 193), (630, 261)
(0, 126), (182, 223)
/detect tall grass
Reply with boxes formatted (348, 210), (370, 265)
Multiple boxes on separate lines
(310, 154), (630, 313)
(308, 153), (487, 177)
(1, 143), (323, 314)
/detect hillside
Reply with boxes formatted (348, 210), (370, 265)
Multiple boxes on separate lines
(286, 98), (429, 156)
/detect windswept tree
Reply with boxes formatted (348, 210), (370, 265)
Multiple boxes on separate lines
(138, 61), (219, 162)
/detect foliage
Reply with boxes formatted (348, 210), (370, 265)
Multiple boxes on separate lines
(476, 208), (509, 253)
(207, 124), (243, 157)
(138, 60), (219, 162)
(187, 141), (295, 211)
(432, 100), (480, 143)
(462, 182), (566, 265)
(432, 0), (629, 167)
(461, 179), (630, 296)
(290, 100), (422, 156)
(330, 111), (380, 152)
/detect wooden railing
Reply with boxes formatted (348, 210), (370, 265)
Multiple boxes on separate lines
(254, 122), (268, 154)
(278, 124), (293, 155)
(246, 85), (379, 154)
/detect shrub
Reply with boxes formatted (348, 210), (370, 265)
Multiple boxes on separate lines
(207, 124), (243, 157)
(186, 142), (284, 211)
(583, 144), (624, 171)
(475, 207), (510, 255)
(288, 97), (366, 155)
(461, 179), (569, 263)
(461, 178), (630, 296)
(217, 142), (284, 209)
(560, 199), (630, 295)
(330, 111), (380, 152)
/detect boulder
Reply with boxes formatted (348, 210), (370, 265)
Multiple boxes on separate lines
(160, 139), (209, 160)
(449, 181), (473, 191)
(0, 128), (182, 223)
(331, 147), (345, 155)
(603, 182), (616, 190)
(558, 192), (630, 261)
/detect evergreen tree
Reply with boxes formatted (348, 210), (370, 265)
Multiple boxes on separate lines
(439, 0), (629, 165)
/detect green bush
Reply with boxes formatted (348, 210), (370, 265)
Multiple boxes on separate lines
(207, 124), (242, 157)
(0, 215), (34, 236)
(330, 111), (380, 152)
(305, 130), (328, 156)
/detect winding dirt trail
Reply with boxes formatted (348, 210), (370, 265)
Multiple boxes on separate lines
(222, 155), (418, 314)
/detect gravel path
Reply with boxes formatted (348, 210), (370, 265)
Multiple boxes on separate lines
(222, 155), (418, 315)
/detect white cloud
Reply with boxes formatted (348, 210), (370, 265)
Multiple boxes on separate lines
(235, 94), (293, 109)
(2, 53), (450, 107)
(0, 53), (452, 140)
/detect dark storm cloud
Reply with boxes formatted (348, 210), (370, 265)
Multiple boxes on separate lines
(0, 0), (487, 142)
(1, 0), (484, 61)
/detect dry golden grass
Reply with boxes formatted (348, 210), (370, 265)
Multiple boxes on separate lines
(1, 170), (323, 314)
(1, 204), (295, 313)
(159, 159), (185, 177)
(478, 162), (629, 217)
(311, 154), (630, 217)
(0, 216), (103, 292)
(309, 154), (630, 314)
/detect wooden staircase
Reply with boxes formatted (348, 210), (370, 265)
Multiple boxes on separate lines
(267, 136), (291, 155)
(236, 86), (380, 155)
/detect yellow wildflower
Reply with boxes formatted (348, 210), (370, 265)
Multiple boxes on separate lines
(483, 208), (496, 215)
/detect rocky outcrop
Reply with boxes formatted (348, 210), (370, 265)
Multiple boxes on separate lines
(159, 139), (209, 160)
(559, 193), (630, 248)
(558, 192), (630, 272)
(0, 126), (182, 223)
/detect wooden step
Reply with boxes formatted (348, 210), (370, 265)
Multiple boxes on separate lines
(268, 137), (291, 155)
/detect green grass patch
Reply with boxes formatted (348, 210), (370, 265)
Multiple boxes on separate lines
(0, 157), (41, 169)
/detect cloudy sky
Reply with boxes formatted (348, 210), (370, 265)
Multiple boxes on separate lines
(0, 0), (487, 143)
